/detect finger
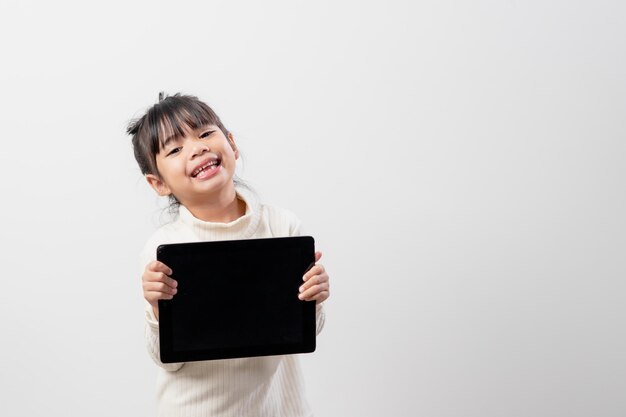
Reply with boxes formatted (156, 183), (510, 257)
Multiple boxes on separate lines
(315, 251), (322, 263)
(301, 289), (330, 303)
(312, 290), (329, 304)
(298, 282), (330, 300)
(303, 265), (324, 281)
(299, 276), (317, 293)
(144, 271), (178, 288)
(144, 291), (174, 305)
(144, 281), (178, 295)
(143, 271), (176, 289)
(300, 273), (328, 292)
(148, 260), (173, 276)
(157, 272), (178, 288)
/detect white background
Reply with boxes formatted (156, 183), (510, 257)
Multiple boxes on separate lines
(0, 1), (625, 416)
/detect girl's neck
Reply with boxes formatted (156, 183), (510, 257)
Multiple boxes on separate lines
(183, 186), (246, 223)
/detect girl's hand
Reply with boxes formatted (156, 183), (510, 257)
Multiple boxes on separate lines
(142, 260), (178, 320)
(299, 251), (330, 304)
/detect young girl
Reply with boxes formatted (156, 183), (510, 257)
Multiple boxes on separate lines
(127, 93), (330, 417)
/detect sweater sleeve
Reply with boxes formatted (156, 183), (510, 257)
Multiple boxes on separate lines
(140, 241), (185, 372)
(315, 303), (326, 335)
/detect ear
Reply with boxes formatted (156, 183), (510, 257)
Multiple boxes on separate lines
(227, 132), (239, 160)
(145, 174), (172, 197)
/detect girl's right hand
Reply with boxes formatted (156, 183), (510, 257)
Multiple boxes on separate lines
(142, 260), (178, 320)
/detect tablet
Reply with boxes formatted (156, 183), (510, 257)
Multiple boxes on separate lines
(156, 236), (316, 363)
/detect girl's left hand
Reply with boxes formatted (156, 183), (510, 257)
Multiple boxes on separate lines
(299, 251), (330, 304)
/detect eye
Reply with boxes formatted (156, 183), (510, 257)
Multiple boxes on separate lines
(200, 130), (215, 139)
(166, 147), (182, 156)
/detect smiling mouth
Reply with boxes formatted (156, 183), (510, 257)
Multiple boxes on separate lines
(191, 158), (221, 178)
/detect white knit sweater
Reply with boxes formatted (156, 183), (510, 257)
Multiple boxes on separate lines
(140, 190), (325, 417)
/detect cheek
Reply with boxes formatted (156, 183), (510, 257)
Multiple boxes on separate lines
(221, 148), (237, 166)
(156, 159), (184, 182)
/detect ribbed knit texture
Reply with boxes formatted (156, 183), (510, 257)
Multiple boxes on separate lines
(140, 189), (325, 417)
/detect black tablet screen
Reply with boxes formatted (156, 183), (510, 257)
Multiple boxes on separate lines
(157, 236), (316, 362)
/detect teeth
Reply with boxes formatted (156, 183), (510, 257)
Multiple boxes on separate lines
(192, 160), (219, 177)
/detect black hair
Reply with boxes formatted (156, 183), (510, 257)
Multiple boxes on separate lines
(127, 92), (247, 214)
(127, 93), (230, 177)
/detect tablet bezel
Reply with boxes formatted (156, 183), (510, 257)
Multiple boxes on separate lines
(156, 236), (316, 363)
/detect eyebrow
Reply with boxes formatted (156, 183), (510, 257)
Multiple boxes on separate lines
(161, 135), (179, 149)
(161, 129), (187, 149)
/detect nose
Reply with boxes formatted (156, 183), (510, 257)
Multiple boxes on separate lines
(189, 139), (209, 159)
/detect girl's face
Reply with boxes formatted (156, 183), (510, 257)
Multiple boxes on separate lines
(145, 124), (239, 206)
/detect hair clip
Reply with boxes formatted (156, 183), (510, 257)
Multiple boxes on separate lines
(158, 91), (165, 102)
